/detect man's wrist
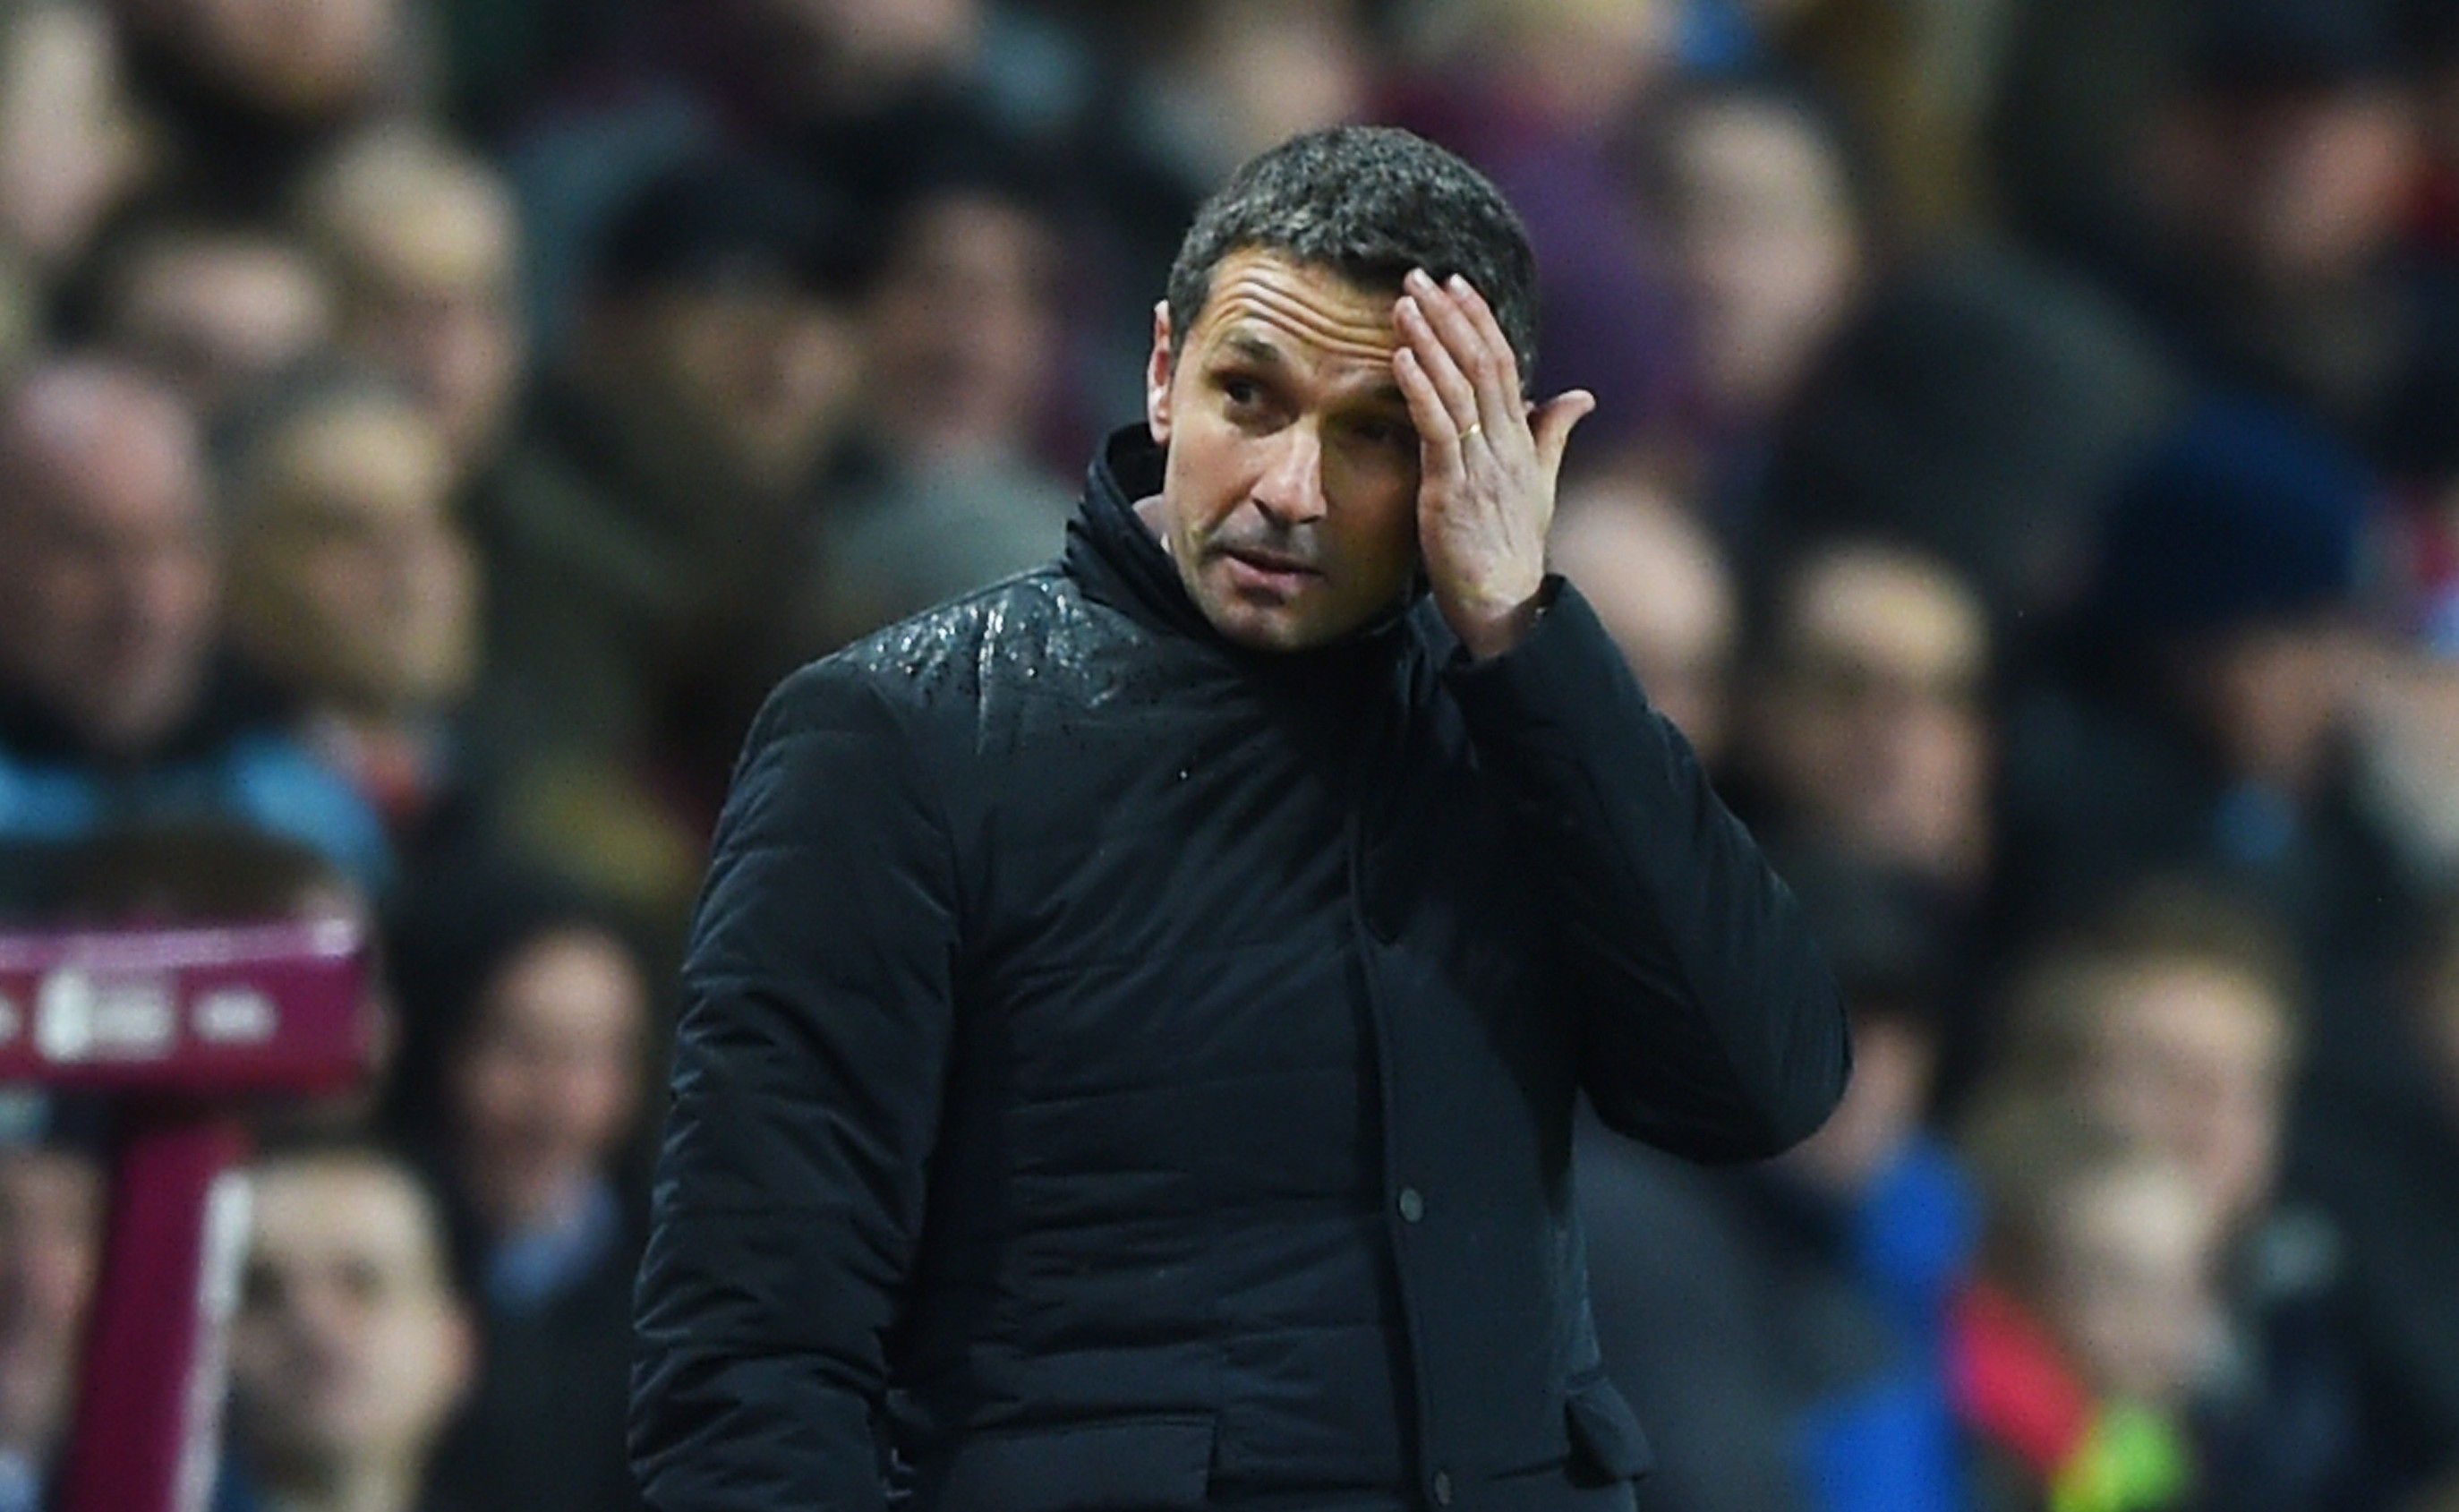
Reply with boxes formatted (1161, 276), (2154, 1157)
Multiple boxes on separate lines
(1446, 579), (1550, 661)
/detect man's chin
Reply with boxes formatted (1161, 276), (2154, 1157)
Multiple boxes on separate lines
(1199, 597), (1332, 653)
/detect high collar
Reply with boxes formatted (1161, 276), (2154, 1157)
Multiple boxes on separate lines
(1063, 426), (1417, 676)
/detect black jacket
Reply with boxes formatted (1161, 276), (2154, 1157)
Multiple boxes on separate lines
(631, 430), (1849, 1512)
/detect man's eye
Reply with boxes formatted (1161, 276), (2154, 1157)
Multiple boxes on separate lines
(1219, 377), (1262, 407)
(1353, 419), (1414, 450)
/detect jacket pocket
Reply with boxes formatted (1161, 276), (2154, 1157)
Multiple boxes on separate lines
(930, 1414), (1217, 1512)
(1565, 1374), (1653, 1485)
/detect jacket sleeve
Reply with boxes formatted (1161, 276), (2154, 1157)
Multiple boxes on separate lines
(1441, 578), (1849, 1162)
(630, 661), (960, 1510)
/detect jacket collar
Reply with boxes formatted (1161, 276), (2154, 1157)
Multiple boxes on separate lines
(1064, 425), (1416, 672)
(1064, 425), (1211, 644)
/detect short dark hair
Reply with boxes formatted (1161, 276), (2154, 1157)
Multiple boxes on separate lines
(1165, 126), (1541, 385)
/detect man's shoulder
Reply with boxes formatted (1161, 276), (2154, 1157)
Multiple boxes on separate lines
(765, 564), (1118, 722)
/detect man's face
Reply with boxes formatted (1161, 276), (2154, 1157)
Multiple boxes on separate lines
(1145, 250), (1423, 653)
(0, 4), (143, 271)
(228, 400), (475, 714)
(1550, 483), (1736, 761)
(0, 1149), (103, 1460)
(863, 192), (1059, 465)
(333, 181), (525, 470)
(2148, 86), (2421, 287)
(747, 0), (978, 106)
(109, 235), (336, 416)
(155, 0), (398, 116)
(2079, 960), (2292, 1235)
(1670, 96), (1863, 416)
(628, 277), (864, 499)
(1750, 548), (1991, 882)
(228, 1157), (471, 1477)
(0, 380), (218, 753)
(448, 928), (647, 1234)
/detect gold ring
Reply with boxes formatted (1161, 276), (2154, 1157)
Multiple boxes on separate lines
(1458, 422), (1483, 442)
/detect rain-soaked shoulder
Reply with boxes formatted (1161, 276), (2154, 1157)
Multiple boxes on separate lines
(829, 563), (1121, 710)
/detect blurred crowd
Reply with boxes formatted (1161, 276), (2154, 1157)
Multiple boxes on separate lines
(0, 0), (2457, 1509)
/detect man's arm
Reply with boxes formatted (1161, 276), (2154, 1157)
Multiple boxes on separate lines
(631, 662), (960, 1511)
(1388, 268), (1846, 1161)
(1445, 579), (1850, 1161)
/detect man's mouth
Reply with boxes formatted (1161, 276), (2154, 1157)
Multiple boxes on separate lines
(1216, 546), (1320, 597)
(1219, 545), (1319, 577)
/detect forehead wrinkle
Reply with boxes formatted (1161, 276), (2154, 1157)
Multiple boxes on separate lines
(1202, 271), (1396, 366)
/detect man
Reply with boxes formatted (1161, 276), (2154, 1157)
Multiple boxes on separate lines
(91, 215), (339, 424)
(293, 127), (529, 479)
(631, 126), (1849, 1512)
(221, 1142), (475, 1512)
(0, 357), (389, 888)
(1546, 481), (1738, 769)
(464, 156), (874, 912)
(220, 372), (481, 851)
(1734, 539), (1994, 897)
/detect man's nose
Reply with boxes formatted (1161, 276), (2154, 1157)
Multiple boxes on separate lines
(1251, 424), (1328, 525)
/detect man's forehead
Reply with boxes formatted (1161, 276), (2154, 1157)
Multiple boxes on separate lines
(1191, 251), (1398, 364)
(253, 1164), (444, 1275)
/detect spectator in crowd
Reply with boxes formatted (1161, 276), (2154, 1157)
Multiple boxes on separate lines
(1950, 1105), (2216, 1512)
(0, 1105), (106, 1512)
(1548, 477), (1739, 766)
(82, 215), (337, 423)
(221, 1140), (475, 1512)
(1985, 883), (2300, 1244)
(788, 158), (1080, 662)
(499, 0), (1094, 354)
(1072, 0), (1375, 420)
(1987, 0), (2202, 263)
(1732, 538), (1994, 900)
(388, 874), (653, 1512)
(292, 126), (527, 478)
(220, 371), (484, 863)
(854, 160), (1072, 473)
(1977, 880), (2367, 1511)
(464, 157), (870, 901)
(1385, 0), (1693, 457)
(2286, 888), (2459, 1508)
(1636, 73), (1873, 517)
(0, 356), (389, 885)
(1736, 0), (2011, 240)
(1582, 850), (1980, 1512)
(1101, 0), (1374, 230)
(113, 0), (425, 215)
(0, 0), (150, 314)
(1752, 249), (2177, 629)
(2107, 0), (2433, 457)
(1997, 396), (2419, 996)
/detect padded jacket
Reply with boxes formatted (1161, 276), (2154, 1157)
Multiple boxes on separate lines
(630, 429), (1850, 1512)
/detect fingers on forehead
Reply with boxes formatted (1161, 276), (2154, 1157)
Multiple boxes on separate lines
(1396, 297), (1480, 425)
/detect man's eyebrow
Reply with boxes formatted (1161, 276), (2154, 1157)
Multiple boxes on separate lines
(1216, 330), (1287, 368)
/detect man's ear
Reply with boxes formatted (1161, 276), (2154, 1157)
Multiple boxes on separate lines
(1146, 299), (1174, 447)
